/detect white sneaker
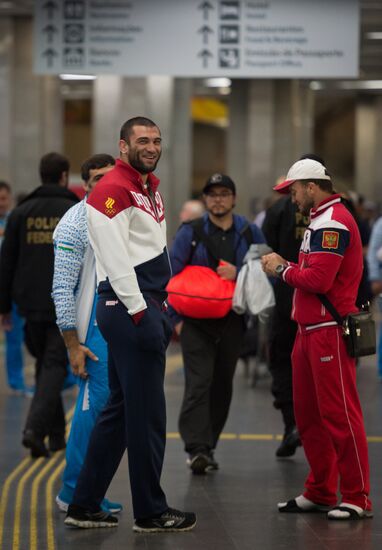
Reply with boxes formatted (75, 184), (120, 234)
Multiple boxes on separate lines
(56, 495), (69, 513)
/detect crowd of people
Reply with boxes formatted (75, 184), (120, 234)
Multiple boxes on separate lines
(0, 115), (380, 532)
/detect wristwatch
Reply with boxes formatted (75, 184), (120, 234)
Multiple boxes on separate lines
(275, 264), (286, 277)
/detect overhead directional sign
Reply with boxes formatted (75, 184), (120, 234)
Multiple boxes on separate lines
(34, 0), (359, 78)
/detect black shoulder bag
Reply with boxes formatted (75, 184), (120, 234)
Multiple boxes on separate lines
(317, 295), (376, 358)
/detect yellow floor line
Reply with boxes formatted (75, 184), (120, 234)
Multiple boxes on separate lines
(30, 452), (65, 550)
(167, 432), (181, 439)
(165, 353), (182, 375)
(239, 434), (275, 440)
(166, 432), (382, 442)
(12, 458), (44, 550)
(0, 405), (76, 550)
(46, 459), (66, 550)
(0, 457), (31, 548)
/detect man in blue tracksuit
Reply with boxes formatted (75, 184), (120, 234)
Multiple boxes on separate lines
(0, 181), (25, 393)
(170, 173), (266, 474)
(52, 154), (122, 514)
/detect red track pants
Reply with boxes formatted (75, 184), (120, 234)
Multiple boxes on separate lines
(292, 325), (371, 510)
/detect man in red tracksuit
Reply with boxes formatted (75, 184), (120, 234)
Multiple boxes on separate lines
(262, 158), (372, 521)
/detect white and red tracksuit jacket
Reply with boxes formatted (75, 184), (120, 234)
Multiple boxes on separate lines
(85, 159), (171, 317)
(281, 194), (362, 326)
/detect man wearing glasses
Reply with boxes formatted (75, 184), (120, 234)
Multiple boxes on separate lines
(170, 173), (265, 474)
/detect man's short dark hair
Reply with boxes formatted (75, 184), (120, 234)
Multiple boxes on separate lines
(0, 181), (11, 194)
(81, 154), (115, 183)
(120, 116), (159, 143)
(301, 179), (333, 193)
(39, 152), (70, 185)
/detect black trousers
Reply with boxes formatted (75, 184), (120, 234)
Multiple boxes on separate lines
(178, 312), (245, 455)
(24, 320), (67, 439)
(268, 310), (297, 430)
(72, 292), (172, 520)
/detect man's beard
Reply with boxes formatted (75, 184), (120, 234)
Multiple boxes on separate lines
(298, 195), (314, 216)
(129, 151), (161, 174)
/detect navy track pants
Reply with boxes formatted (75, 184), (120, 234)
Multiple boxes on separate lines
(72, 291), (172, 519)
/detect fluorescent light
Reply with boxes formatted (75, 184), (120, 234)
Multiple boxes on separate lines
(310, 81), (323, 91)
(204, 78), (232, 88)
(310, 80), (382, 91)
(366, 32), (382, 40)
(339, 80), (382, 90)
(59, 74), (97, 81)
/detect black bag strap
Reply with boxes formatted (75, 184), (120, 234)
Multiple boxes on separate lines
(317, 294), (343, 325)
(188, 218), (254, 266)
(240, 223), (253, 248)
(190, 217), (220, 265)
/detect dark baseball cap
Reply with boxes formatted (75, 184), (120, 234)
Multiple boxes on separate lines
(203, 173), (236, 195)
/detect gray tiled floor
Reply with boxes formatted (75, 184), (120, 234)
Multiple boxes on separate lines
(0, 344), (381, 549)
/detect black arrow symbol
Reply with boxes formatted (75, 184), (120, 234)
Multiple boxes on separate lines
(198, 25), (213, 45)
(43, 48), (58, 68)
(198, 49), (213, 68)
(42, 24), (58, 43)
(198, 1), (214, 21)
(42, 1), (58, 19)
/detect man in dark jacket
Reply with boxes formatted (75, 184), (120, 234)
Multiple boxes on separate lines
(170, 173), (265, 474)
(0, 152), (78, 457)
(262, 195), (309, 457)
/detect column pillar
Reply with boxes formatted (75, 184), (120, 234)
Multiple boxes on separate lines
(0, 17), (13, 183)
(355, 98), (377, 199)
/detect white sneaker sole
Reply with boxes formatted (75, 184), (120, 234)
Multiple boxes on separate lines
(133, 520), (197, 533)
(64, 517), (118, 529)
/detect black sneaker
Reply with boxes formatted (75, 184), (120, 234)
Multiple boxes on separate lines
(206, 451), (219, 471)
(186, 453), (210, 475)
(49, 434), (66, 452)
(22, 429), (50, 458)
(64, 504), (118, 529)
(276, 427), (301, 458)
(133, 507), (196, 533)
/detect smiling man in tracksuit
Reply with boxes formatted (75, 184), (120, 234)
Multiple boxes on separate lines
(52, 153), (123, 515)
(65, 117), (196, 533)
(262, 159), (372, 521)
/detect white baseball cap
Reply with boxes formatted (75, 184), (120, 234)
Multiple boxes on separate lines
(273, 159), (331, 194)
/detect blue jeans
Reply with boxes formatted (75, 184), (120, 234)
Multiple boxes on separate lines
(5, 303), (25, 390)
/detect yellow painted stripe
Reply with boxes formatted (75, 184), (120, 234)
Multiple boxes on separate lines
(12, 458), (44, 550)
(166, 432), (181, 439)
(165, 432), (382, 442)
(165, 353), (183, 375)
(30, 452), (65, 550)
(219, 433), (238, 440)
(46, 459), (66, 550)
(44, 417), (74, 550)
(65, 406), (75, 423)
(0, 457), (31, 548)
(239, 434), (275, 441)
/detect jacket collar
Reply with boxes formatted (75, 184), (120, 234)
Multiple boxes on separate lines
(310, 193), (342, 219)
(115, 159), (160, 193)
(20, 185), (79, 204)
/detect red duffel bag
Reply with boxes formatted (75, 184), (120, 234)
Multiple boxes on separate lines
(166, 265), (235, 318)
